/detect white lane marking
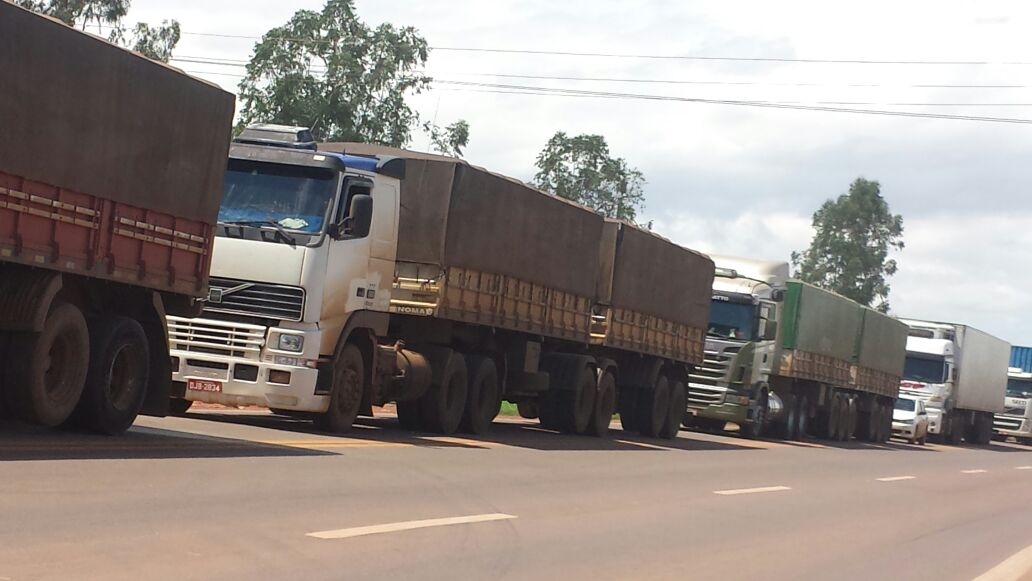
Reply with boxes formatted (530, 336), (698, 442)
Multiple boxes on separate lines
(713, 486), (791, 496)
(962, 469), (988, 474)
(1016, 466), (1032, 470)
(306, 513), (517, 540)
(974, 543), (1032, 581)
(877, 476), (916, 482)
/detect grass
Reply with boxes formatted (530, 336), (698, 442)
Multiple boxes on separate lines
(499, 401), (520, 416)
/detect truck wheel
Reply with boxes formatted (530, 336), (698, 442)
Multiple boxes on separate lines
(740, 393), (767, 439)
(880, 403), (892, 443)
(826, 394), (841, 440)
(946, 412), (963, 445)
(659, 380), (686, 440)
(834, 397), (849, 441)
(796, 395), (810, 440)
(586, 371), (617, 437)
(397, 399), (423, 430)
(865, 404), (880, 442)
(419, 351), (468, 435)
(517, 401), (538, 419)
(778, 394), (798, 440)
(555, 362), (596, 435)
(460, 356), (500, 435)
(0, 332), (11, 419)
(618, 389), (638, 433)
(636, 375), (671, 438)
(72, 317), (150, 435)
(315, 343), (365, 434)
(845, 398), (858, 441)
(169, 398), (193, 416)
(5, 302), (90, 427)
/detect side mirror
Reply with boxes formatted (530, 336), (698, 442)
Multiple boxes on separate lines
(349, 194), (373, 238)
(331, 194), (374, 240)
(761, 320), (778, 341)
(771, 289), (785, 302)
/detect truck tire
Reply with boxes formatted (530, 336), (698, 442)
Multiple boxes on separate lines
(5, 302), (90, 427)
(864, 404), (880, 442)
(586, 371), (617, 437)
(397, 399), (423, 430)
(0, 332), (11, 419)
(800, 396), (814, 440)
(778, 394), (798, 440)
(637, 375), (671, 438)
(419, 351), (468, 435)
(945, 412), (963, 445)
(740, 392), (767, 439)
(659, 380), (686, 440)
(517, 400), (538, 419)
(460, 356), (500, 435)
(835, 396), (850, 441)
(315, 343), (365, 434)
(880, 403), (892, 443)
(826, 394), (841, 441)
(618, 389), (638, 433)
(845, 398), (858, 441)
(169, 398), (193, 416)
(72, 316), (150, 435)
(557, 361), (596, 435)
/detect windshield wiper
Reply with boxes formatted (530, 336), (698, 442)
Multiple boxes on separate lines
(220, 220), (297, 247)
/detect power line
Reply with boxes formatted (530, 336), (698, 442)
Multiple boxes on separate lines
(171, 56), (1032, 90)
(167, 30), (1032, 65)
(429, 80), (1032, 124)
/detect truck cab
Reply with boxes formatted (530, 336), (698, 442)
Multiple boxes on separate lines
(993, 367), (1032, 444)
(167, 125), (402, 415)
(898, 323), (956, 436)
(687, 256), (787, 436)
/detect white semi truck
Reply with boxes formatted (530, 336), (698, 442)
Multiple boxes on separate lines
(166, 131), (715, 438)
(899, 320), (1009, 445)
(993, 346), (1032, 444)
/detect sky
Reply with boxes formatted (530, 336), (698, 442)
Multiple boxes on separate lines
(126, 0), (1032, 344)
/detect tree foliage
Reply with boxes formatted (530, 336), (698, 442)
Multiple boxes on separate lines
(16, 0), (179, 62)
(791, 177), (904, 312)
(237, 0), (433, 145)
(533, 132), (646, 221)
(424, 119), (470, 157)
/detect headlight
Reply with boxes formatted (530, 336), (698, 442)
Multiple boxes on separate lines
(277, 334), (304, 352)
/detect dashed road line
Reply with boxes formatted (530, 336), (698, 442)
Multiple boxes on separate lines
(973, 542), (1032, 581)
(962, 469), (988, 474)
(877, 476), (916, 482)
(1016, 466), (1032, 471)
(306, 513), (517, 540)
(713, 486), (792, 496)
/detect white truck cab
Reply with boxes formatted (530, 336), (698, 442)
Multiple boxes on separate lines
(168, 125), (402, 414)
(993, 367), (1032, 444)
(898, 335), (954, 436)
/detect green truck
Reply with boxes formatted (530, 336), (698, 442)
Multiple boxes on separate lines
(686, 255), (906, 441)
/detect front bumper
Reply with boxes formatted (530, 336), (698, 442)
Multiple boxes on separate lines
(925, 407), (944, 434)
(993, 414), (1030, 438)
(168, 316), (326, 413)
(687, 382), (750, 423)
(892, 421), (918, 439)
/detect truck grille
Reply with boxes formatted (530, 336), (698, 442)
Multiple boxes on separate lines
(687, 383), (725, 408)
(689, 350), (732, 386)
(994, 414), (1024, 431)
(167, 316), (266, 360)
(203, 276), (305, 322)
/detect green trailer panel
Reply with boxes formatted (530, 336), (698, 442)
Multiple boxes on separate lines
(781, 281), (863, 362)
(857, 308), (907, 376)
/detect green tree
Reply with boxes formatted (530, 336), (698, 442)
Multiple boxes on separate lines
(237, 0), (432, 145)
(791, 177), (904, 312)
(533, 132), (646, 221)
(424, 119), (470, 157)
(16, 0), (179, 62)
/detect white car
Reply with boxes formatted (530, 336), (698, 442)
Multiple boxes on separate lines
(892, 395), (929, 445)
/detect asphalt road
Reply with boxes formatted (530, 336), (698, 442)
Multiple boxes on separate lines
(4, 411), (1032, 581)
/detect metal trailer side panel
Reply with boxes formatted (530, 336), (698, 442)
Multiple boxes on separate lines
(853, 309), (907, 397)
(781, 281), (863, 362)
(955, 325), (1009, 413)
(0, 3), (235, 224)
(0, 170), (213, 298)
(1011, 346), (1032, 372)
(596, 220), (712, 364)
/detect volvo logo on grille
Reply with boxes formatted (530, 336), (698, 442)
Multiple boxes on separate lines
(207, 282), (255, 304)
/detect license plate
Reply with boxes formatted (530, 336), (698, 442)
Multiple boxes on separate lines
(187, 379), (223, 393)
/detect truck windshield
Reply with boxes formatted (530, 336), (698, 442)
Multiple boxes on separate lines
(1007, 379), (1032, 398)
(708, 299), (755, 340)
(902, 355), (946, 383)
(218, 159), (338, 234)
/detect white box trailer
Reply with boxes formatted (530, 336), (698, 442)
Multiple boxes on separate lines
(954, 325), (1009, 413)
